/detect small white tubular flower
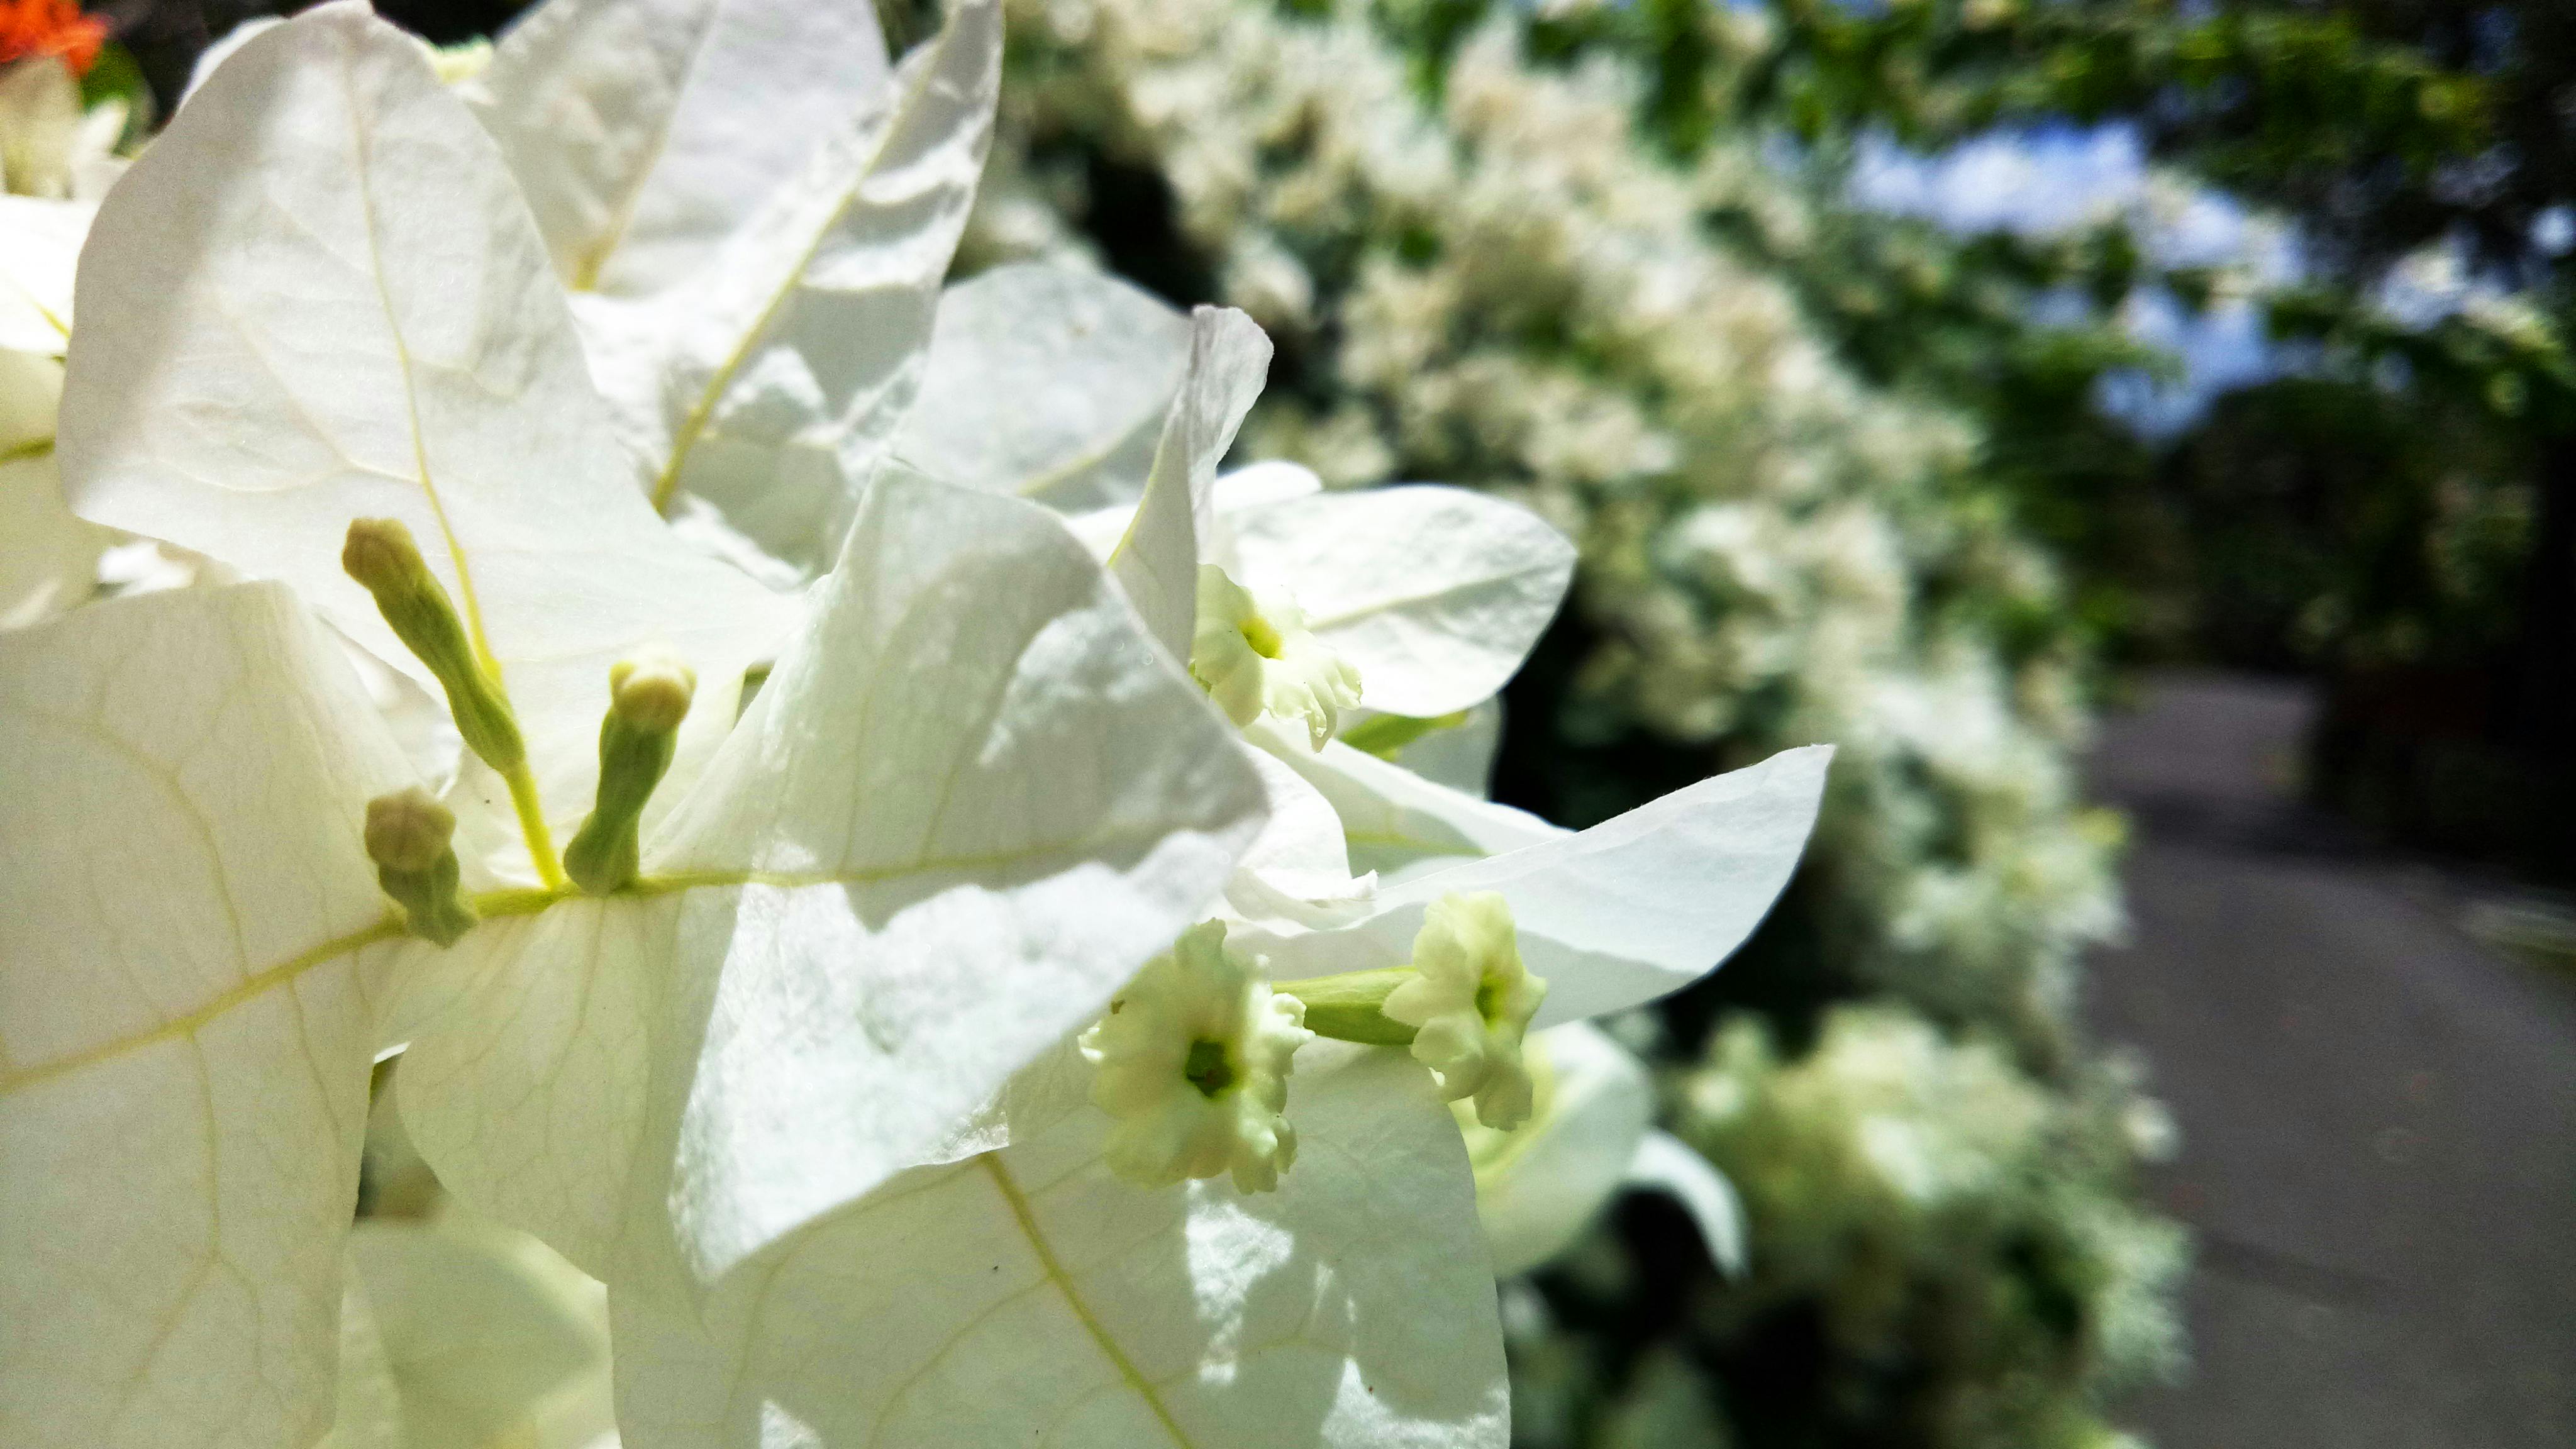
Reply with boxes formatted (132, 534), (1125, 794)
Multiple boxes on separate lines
(1382, 891), (1550, 1129)
(1191, 562), (1362, 749)
(1080, 920), (1314, 1192)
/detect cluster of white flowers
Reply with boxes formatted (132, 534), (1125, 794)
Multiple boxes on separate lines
(957, 0), (2179, 1436)
(0, 3), (1833, 1446)
(1670, 1007), (2189, 1446)
(964, 0), (2125, 1058)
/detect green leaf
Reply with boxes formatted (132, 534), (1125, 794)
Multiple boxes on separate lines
(75, 42), (153, 143)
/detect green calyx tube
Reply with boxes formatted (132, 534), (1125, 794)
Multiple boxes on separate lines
(1279, 967), (1419, 1046)
(563, 652), (696, 895)
(341, 518), (525, 775)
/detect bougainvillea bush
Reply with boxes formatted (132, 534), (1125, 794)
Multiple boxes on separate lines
(0, 1), (1841, 1446)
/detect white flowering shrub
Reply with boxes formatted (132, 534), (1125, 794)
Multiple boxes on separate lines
(0, 3), (1835, 1446)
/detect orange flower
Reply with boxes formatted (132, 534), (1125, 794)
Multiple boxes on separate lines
(0, 0), (106, 75)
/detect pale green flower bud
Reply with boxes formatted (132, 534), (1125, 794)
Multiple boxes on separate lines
(1080, 921), (1313, 1193)
(1189, 564), (1361, 750)
(1382, 892), (1549, 1130)
(365, 786), (475, 947)
(342, 517), (525, 775)
(563, 651), (696, 895)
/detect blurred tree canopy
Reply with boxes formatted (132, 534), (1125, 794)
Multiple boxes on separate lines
(1365, 0), (2576, 870)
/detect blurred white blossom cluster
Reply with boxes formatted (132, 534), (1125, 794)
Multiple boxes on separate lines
(1672, 1008), (2187, 1443)
(965, 0), (2124, 1065)
(1482, 1010), (2185, 1449)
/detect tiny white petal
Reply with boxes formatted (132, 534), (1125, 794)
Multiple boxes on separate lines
(1382, 892), (1548, 1130)
(1192, 563), (1363, 750)
(1080, 921), (1313, 1193)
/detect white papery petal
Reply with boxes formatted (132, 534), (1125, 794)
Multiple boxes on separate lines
(1109, 306), (1271, 662)
(1624, 1130), (1746, 1278)
(0, 194), (86, 353)
(1375, 699), (1504, 798)
(1223, 747), (1377, 930)
(0, 58), (81, 199)
(180, 17), (284, 106)
(1248, 718), (1560, 874)
(1224, 485), (1574, 717)
(895, 264), (1192, 508)
(0, 449), (104, 628)
(1459, 1021), (1652, 1276)
(603, 0), (1001, 575)
(348, 1214), (609, 1448)
(466, 0), (891, 297)
(0, 582), (415, 1449)
(1, 350), (105, 630)
(608, 1045), (1506, 1449)
(1249, 746), (1831, 1026)
(320, 1270), (406, 1449)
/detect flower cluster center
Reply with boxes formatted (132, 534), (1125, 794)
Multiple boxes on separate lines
(1184, 1038), (1238, 1097)
(1238, 615), (1285, 660)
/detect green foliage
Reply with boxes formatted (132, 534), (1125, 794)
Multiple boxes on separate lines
(74, 42), (153, 143)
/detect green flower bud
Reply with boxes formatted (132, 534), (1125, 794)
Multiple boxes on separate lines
(563, 651), (696, 895)
(342, 518), (525, 775)
(364, 787), (475, 947)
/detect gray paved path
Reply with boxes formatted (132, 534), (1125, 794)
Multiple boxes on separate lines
(2085, 672), (2576, 1448)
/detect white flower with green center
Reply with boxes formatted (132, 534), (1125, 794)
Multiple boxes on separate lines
(597, 748), (1828, 1448)
(1190, 562), (1363, 749)
(4, 4), (1841, 1446)
(1079, 921), (1313, 1192)
(902, 267), (1576, 830)
(1381, 891), (1548, 1130)
(5, 8), (1265, 1447)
